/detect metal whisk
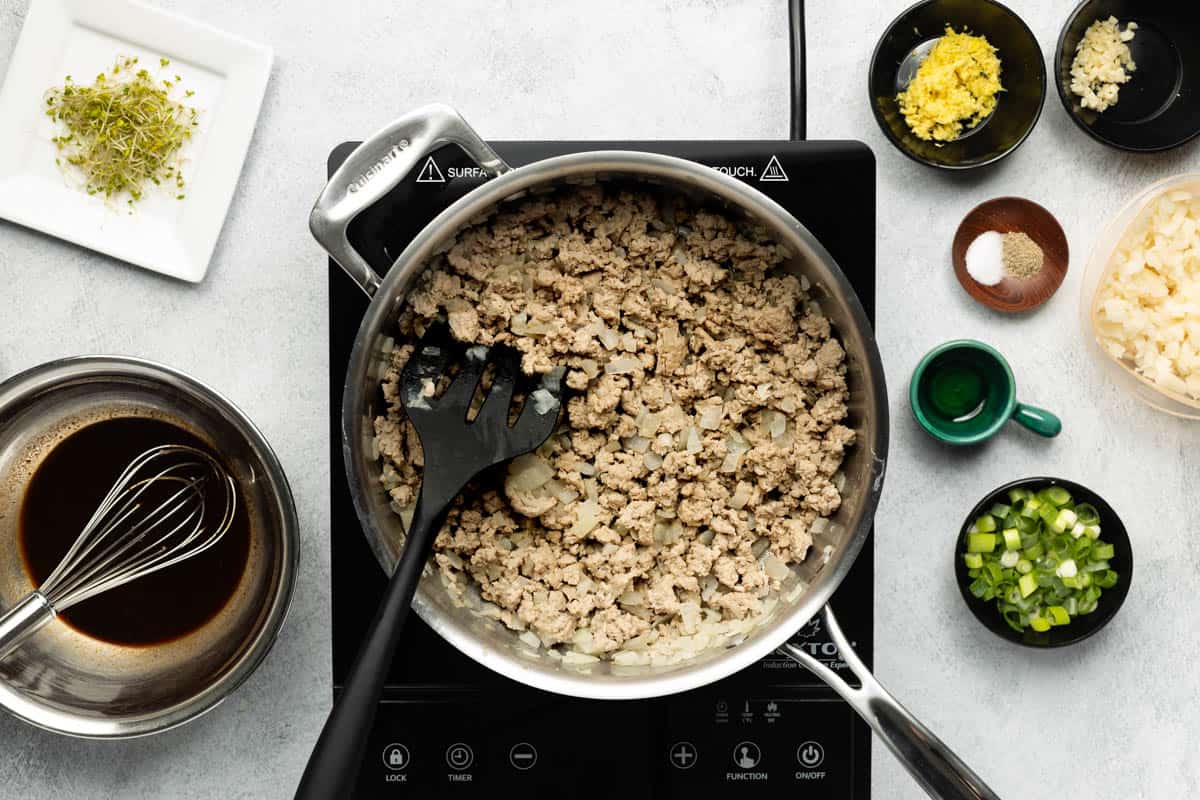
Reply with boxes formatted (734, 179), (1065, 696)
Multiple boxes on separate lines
(0, 444), (237, 660)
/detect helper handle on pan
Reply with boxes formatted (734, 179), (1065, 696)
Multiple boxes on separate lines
(293, 493), (447, 800)
(778, 606), (1001, 800)
(310, 104), (511, 298)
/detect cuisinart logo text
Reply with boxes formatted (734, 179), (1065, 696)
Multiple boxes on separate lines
(347, 140), (410, 193)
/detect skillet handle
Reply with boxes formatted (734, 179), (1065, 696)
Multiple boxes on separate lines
(309, 104), (511, 298)
(778, 605), (1001, 800)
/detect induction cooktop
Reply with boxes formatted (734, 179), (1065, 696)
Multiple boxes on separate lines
(327, 139), (876, 798)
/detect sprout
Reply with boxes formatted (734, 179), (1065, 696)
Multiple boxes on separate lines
(44, 56), (199, 205)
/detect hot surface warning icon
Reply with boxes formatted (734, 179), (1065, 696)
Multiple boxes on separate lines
(416, 156), (445, 183)
(760, 155), (789, 182)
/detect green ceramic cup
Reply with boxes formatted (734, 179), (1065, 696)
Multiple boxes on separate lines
(910, 340), (1062, 445)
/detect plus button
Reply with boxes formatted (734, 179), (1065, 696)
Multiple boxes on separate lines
(669, 741), (698, 770)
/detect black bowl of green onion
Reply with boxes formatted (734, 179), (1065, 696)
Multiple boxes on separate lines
(955, 477), (1132, 647)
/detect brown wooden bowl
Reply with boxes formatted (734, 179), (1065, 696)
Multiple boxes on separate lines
(952, 197), (1068, 313)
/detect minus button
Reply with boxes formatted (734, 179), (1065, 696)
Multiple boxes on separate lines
(509, 742), (538, 770)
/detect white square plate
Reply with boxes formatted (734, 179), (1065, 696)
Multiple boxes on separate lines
(0, 0), (272, 282)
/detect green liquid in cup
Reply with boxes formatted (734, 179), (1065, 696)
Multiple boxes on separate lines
(924, 358), (987, 423)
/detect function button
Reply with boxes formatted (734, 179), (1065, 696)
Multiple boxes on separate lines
(509, 742), (538, 770)
(383, 743), (410, 771)
(669, 741), (698, 770)
(797, 740), (825, 769)
(445, 742), (474, 771)
(732, 741), (762, 770)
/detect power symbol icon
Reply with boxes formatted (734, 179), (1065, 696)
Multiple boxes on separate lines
(797, 741), (824, 768)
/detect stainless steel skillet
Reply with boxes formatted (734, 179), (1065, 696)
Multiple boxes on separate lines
(309, 104), (998, 800)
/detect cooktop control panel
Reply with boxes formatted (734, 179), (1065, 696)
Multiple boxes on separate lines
(358, 687), (856, 797)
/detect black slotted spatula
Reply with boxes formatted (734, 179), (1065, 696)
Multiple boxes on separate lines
(295, 322), (563, 799)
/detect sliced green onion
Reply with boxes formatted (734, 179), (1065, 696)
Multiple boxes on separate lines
(1051, 508), (1078, 533)
(960, 484), (1118, 633)
(967, 532), (997, 553)
(1047, 606), (1070, 625)
(1041, 486), (1072, 506)
(1007, 488), (1031, 504)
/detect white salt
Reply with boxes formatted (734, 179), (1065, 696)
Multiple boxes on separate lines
(964, 230), (1004, 286)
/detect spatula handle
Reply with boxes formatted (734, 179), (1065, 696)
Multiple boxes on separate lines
(293, 497), (443, 800)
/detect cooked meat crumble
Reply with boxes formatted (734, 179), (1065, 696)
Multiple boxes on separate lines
(374, 184), (854, 663)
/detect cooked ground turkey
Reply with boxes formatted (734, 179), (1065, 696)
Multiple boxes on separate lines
(373, 184), (854, 657)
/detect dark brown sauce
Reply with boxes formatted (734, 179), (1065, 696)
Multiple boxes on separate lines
(18, 416), (251, 646)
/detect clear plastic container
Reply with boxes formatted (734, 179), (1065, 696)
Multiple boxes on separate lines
(1080, 172), (1200, 420)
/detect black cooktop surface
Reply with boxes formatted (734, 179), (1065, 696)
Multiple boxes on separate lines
(328, 140), (876, 799)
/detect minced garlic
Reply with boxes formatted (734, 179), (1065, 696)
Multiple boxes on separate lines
(1069, 17), (1137, 113)
(897, 27), (1003, 142)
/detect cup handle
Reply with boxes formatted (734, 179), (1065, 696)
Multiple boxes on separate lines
(1012, 403), (1062, 437)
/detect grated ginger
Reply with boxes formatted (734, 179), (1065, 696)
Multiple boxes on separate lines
(898, 27), (1003, 142)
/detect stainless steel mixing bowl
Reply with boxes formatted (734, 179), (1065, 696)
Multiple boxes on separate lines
(0, 357), (299, 738)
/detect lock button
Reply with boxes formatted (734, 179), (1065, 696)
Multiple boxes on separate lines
(383, 743), (410, 771)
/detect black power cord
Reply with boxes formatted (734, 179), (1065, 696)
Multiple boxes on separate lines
(788, 0), (806, 141)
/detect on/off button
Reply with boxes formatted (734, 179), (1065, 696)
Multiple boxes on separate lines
(797, 740), (825, 769)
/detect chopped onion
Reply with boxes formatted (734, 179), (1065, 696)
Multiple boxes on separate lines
(679, 601), (701, 633)
(720, 452), (741, 473)
(763, 554), (791, 581)
(638, 412), (660, 437)
(729, 481), (753, 510)
(726, 432), (750, 455)
(833, 471), (846, 491)
(466, 345), (489, 362)
(751, 537), (771, 558)
(541, 365), (566, 391)
(811, 517), (830, 535)
(685, 427), (702, 454)
(397, 503), (416, 533)
(623, 435), (651, 453)
(698, 404), (723, 430)
(598, 327), (621, 349)
(605, 356), (641, 374)
(643, 452), (664, 470)
(579, 359), (600, 378)
(506, 453), (554, 492)
(578, 460), (597, 476)
(530, 388), (560, 415)
(568, 499), (600, 538)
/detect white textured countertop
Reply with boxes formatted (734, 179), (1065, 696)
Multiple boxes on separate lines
(0, 1), (1196, 797)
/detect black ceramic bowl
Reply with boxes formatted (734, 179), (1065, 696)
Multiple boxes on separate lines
(954, 477), (1133, 648)
(869, 0), (1046, 169)
(1055, 0), (1200, 152)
